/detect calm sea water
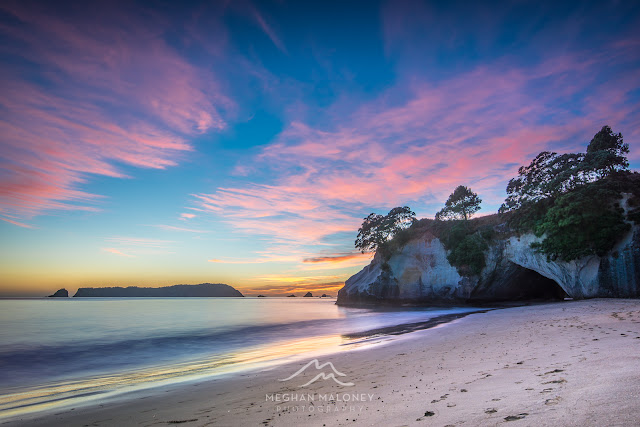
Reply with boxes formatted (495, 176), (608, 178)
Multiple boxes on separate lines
(0, 297), (483, 419)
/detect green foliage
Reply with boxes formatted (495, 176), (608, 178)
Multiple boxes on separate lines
(500, 125), (629, 214)
(355, 206), (416, 253)
(500, 126), (635, 261)
(447, 233), (489, 276)
(441, 221), (491, 276)
(585, 125), (629, 178)
(479, 225), (496, 241)
(435, 185), (482, 220)
(531, 180), (630, 260)
(443, 221), (471, 248)
(499, 152), (586, 212)
(382, 226), (414, 258)
(505, 198), (555, 232)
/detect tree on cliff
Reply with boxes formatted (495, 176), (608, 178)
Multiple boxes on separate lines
(435, 186), (482, 220)
(585, 125), (629, 178)
(499, 125), (635, 261)
(499, 151), (586, 212)
(355, 206), (416, 253)
(530, 178), (630, 260)
(499, 125), (629, 214)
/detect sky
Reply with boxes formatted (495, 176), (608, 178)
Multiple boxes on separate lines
(0, 0), (639, 297)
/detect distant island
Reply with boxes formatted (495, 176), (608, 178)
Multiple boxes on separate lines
(48, 288), (69, 297)
(73, 283), (243, 297)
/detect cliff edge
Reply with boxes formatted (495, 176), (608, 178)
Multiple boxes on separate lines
(338, 204), (639, 306)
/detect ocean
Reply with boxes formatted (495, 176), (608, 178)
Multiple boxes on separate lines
(0, 297), (484, 419)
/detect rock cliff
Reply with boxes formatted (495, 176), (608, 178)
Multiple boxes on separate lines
(337, 225), (639, 306)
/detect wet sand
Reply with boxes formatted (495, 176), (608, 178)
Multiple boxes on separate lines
(5, 299), (640, 426)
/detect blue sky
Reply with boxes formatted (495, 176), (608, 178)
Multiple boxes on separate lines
(0, 0), (638, 296)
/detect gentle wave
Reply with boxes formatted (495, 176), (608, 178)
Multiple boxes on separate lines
(0, 298), (487, 420)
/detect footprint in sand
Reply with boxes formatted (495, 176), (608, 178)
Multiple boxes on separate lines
(543, 379), (567, 385)
(545, 396), (562, 405)
(504, 413), (528, 421)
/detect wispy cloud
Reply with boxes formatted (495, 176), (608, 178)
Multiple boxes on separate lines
(102, 236), (173, 257)
(249, 5), (287, 54)
(151, 224), (210, 233)
(241, 281), (345, 296)
(255, 274), (344, 284)
(0, 2), (232, 223)
(192, 41), (639, 252)
(303, 253), (368, 263)
(105, 237), (173, 248)
(208, 255), (298, 264)
(300, 252), (372, 270)
(102, 247), (135, 258)
(0, 217), (35, 229)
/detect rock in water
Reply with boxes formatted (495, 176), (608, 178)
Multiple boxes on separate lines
(48, 288), (69, 298)
(304, 292), (313, 297)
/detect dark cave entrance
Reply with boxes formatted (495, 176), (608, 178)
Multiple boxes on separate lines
(472, 263), (569, 301)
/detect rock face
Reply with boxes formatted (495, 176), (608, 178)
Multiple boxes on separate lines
(337, 226), (640, 305)
(48, 288), (69, 298)
(73, 283), (243, 297)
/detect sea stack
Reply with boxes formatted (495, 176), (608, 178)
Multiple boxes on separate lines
(48, 289), (69, 298)
(304, 292), (313, 297)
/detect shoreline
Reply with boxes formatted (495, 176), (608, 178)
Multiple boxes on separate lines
(0, 306), (487, 421)
(4, 298), (640, 426)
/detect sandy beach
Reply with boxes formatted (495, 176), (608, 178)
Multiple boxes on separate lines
(5, 299), (640, 427)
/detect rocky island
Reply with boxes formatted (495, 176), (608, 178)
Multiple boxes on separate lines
(339, 127), (640, 305)
(73, 283), (243, 297)
(48, 288), (69, 297)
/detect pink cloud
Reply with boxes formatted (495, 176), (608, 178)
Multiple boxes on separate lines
(0, 2), (232, 223)
(192, 43), (639, 251)
(303, 253), (369, 264)
(102, 248), (135, 258)
(248, 5), (287, 54)
(0, 217), (34, 229)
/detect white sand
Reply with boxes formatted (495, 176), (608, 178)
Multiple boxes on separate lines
(5, 299), (640, 426)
